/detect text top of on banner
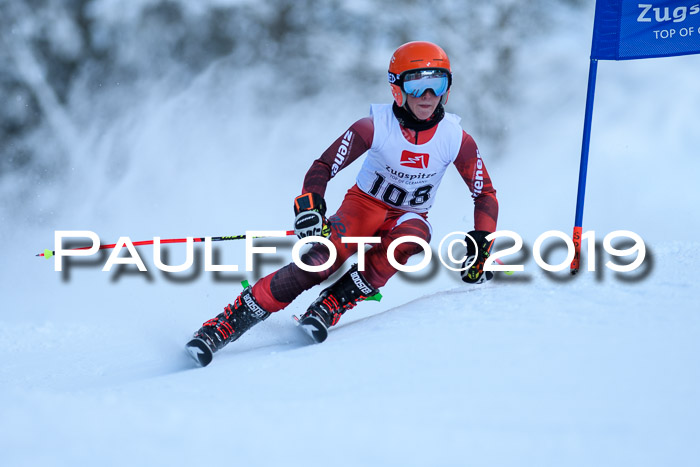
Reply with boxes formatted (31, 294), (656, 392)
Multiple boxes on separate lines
(592, 1), (700, 60)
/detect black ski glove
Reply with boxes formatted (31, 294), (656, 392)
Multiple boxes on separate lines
(293, 193), (331, 239)
(461, 230), (494, 284)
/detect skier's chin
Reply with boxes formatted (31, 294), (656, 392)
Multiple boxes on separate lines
(415, 108), (435, 120)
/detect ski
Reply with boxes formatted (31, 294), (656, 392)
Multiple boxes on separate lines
(293, 314), (328, 344)
(185, 337), (214, 367)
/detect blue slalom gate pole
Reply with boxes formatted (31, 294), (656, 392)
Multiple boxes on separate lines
(570, 58), (598, 274)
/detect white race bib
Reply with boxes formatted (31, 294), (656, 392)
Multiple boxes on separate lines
(356, 104), (463, 213)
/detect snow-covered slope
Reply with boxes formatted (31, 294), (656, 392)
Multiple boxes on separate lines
(2, 242), (699, 467)
(2, 4), (700, 467)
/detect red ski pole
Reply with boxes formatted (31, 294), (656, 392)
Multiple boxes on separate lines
(36, 231), (296, 258)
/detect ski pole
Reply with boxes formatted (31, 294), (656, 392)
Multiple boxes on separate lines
(494, 258), (515, 276)
(37, 231), (296, 258)
(38, 233), (516, 275)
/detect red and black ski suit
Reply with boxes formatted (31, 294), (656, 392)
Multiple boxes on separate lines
(251, 115), (498, 312)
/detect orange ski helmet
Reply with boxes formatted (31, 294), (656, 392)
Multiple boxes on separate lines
(388, 41), (452, 107)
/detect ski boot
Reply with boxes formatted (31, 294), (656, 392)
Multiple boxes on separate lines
(186, 281), (270, 366)
(296, 264), (381, 343)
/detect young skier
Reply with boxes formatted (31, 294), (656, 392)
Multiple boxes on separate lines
(187, 41), (499, 365)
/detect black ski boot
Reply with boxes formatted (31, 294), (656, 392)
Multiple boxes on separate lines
(186, 282), (270, 366)
(297, 264), (381, 343)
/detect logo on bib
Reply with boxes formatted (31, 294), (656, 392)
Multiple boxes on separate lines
(400, 151), (430, 169)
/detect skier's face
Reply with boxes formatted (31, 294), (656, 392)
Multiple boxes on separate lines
(406, 89), (440, 121)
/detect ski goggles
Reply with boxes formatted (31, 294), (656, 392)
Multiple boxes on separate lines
(400, 69), (451, 97)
